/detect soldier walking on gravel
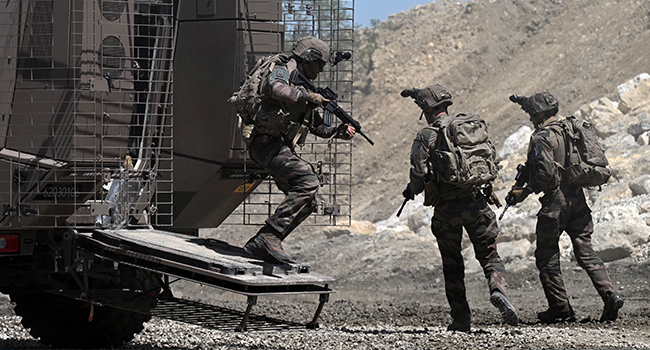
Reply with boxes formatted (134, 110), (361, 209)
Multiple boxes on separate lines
(401, 84), (518, 332)
(506, 92), (624, 323)
(233, 36), (355, 264)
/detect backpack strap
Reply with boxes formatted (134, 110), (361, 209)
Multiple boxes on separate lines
(423, 124), (441, 182)
(544, 121), (572, 184)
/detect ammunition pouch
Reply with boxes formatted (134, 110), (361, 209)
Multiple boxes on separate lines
(252, 104), (287, 138)
(284, 120), (309, 148)
(423, 180), (439, 207)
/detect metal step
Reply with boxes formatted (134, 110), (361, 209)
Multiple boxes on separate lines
(75, 228), (334, 330)
(78, 228), (335, 295)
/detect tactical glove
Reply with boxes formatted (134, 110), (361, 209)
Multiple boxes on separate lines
(402, 185), (415, 201)
(506, 186), (531, 205)
(306, 91), (325, 107)
(335, 123), (353, 140)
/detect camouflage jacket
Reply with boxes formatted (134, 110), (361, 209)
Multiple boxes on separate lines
(526, 116), (566, 194)
(255, 58), (336, 141)
(408, 113), (475, 200)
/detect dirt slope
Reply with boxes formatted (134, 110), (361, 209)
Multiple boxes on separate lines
(350, 0), (650, 222)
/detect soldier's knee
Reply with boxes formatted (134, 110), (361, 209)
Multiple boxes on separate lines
(304, 175), (320, 192)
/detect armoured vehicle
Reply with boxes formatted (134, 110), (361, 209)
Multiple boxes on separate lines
(0, 0), (355, 347)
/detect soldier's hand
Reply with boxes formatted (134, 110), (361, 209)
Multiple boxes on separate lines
(402, 185), (415, 201)
(507, 186), (531, 204)
(335, 123), (356, 140)
(307, 92), (327, 107)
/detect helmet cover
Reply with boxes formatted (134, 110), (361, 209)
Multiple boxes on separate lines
(416, 84), (453, 110)
(523, 92), (559, 115)
(291, 36), (331, 64)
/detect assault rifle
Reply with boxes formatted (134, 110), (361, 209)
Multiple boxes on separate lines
(499, 164), (528, 220)
(396, 198), (408, 217)
(290, 69), (375, 146)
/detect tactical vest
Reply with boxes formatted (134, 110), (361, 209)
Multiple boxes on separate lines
(251, 60), (316, 148)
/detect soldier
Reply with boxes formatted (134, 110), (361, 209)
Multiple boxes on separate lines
(507, 92), (624, 323)
(242, 36), (355, 264)
(403, 84), (518, 332)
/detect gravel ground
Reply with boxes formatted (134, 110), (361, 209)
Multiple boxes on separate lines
(1, 260), (648, 350)
(1, 312), (648, 350)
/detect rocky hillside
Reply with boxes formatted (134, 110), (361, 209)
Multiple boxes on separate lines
(350, 0), (650, 222)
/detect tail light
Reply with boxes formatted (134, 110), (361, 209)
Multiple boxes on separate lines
(0, 235), (20, 253)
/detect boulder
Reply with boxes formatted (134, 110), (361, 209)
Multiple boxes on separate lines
(580, 100), (626, 138)
(592, 219), (650, 262)
(593, 203), (640, 224)
(498, 125), (532, 160)
(638, 131), (650, 146)
(602, 131), (637, 151)
(629, 174), (650, 196)
(589, 183), (633, 209)
(406, 204), (433, 233)
(497, 239), (532, 263)
(606, 145), (650, 182)
(498, 217), (537, 243)
(461, 244), (481, 274)
(617, 73), (650, 114)
(617, 73), (650, 97)
(626, 110), (650, 139)
(619, 79), (650, 114)
(323, 220), (376, 239)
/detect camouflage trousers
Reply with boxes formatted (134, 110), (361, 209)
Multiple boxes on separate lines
(535, 187), (615, 309)
(249, 135), (319, 238)
(431, 196), (508, 322)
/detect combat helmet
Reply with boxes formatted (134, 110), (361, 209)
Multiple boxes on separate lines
(401, 84), (453, 111)
(291, 36), (330, 64)
(510, 92), (559, 115)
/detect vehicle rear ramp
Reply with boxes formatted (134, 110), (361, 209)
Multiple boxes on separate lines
(75, 228), (334, 331)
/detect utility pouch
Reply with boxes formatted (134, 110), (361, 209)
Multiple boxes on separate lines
(423, 180), (439, 207)
(563, 163), (583, 184)
(284, 120), (308, 148)
(254, 106), (286, 137)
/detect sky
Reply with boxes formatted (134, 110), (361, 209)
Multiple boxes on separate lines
(354, 0), (431, 28)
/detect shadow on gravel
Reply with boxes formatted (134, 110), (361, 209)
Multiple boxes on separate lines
(0, 339), (46, 349)
(153, 298), (307, 332)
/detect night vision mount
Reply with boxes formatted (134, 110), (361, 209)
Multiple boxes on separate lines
(510, 94), (533, 114)
(331, 51), (351, 66)
(401, 88), (428, 120)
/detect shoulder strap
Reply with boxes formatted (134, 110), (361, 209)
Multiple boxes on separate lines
(544, 121), (569, 171)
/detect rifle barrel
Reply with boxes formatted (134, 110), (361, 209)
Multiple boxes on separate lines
(498, 203), (510, 221)
(358, 130), (375, 145)
(397, 198), (408, 217)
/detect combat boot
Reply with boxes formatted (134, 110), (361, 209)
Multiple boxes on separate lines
(243, 235), (266, 258)
(600, 292), (624, 322)
(243, 225), (293, 264)
(537, 304), (576, 324)
(490, 291), (518, 326)
(447, 316), (470, 333)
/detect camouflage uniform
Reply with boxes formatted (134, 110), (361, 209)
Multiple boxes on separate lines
(243, 36), (355, 265)
(408, 112), (509, 325)
(526, 116), (616, 310)
(250, 58), (340, 238)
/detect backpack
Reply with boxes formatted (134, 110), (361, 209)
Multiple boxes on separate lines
(557, 116), (611, 187)
(228, 53), (290, 125)
(430, 113), (498, 189)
